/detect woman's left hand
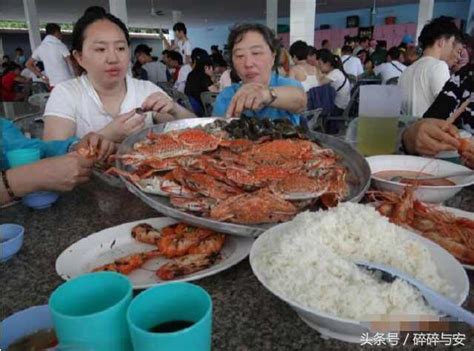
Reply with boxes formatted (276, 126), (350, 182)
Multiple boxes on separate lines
(142, 92), (177, 115)
(226, 83), (272, 117)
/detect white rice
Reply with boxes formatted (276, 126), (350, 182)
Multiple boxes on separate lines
(252, 203), (455, 320)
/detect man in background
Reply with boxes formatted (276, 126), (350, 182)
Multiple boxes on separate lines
(162, 22), (192, 65)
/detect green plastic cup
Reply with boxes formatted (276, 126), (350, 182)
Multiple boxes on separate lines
(49, 272), (133, 351)
(6, 148), (41, 168)
(127, 282), (212, 351)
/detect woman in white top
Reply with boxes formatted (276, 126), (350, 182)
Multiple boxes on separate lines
(317, 49), (351, 116)
(288, 40), (320, 92)
(43, 12), (194, 142)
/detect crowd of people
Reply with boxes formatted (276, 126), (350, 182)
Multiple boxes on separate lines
(0, 7), (472, 205)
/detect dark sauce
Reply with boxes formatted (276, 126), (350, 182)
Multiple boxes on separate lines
(149, 320), (194, 333)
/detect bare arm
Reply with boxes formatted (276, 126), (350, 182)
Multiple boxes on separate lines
(271, 86), (307, 113)
(43, 116), (76, 140)
(25, 57), (43, 78)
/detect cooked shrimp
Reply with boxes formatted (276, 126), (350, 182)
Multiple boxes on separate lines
(92, 250), (161, 275)
(188, 234), (226, 255)
(156, 253), (221, 280)
(131, 223), (164, 245)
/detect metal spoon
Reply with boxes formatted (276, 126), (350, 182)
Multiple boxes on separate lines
(356, 261), (474, 326)
(390, 171), (474, 183)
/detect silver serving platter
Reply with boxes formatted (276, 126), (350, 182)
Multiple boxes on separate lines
(116, 118), (371, 237)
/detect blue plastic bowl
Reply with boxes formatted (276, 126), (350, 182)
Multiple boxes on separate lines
(0, 224), (24, 262)
(0, 305), (53, 349)
(22, 191), (59, 210)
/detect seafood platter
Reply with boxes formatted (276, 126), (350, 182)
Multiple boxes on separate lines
(56, 218), (253, 289)
(112, 117), (371, 237)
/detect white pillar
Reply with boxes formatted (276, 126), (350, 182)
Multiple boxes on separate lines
(23, 0), (42, 52)
(467, 0), (474, 34)
(290, 0), (316, 46)
(266, 0), (278, 33)
(416, 0), (434, 44)
(109, 0), (128, 26)
(0, 35), (4, 56)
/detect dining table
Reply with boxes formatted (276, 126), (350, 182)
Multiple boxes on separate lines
(1, 177), (474, 350)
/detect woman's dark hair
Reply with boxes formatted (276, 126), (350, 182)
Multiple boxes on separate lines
(418, 16), (461, 50)
(357, 49), (369, 63)
(84, 6), (107, 16)
(289, 40), (309, 61)
(173, 22), (187, 35)
(307, 45), (317, 56)
(134, 44), (152, 56)
(318, 49), (347, 77)
(227, 23), (280, 72)
(341, 45), (353, 55)
(167, 51), (183, 65)
(72, 12), (130, 52)
(3, 62), (21, 74)
(191, 48), (213, 72)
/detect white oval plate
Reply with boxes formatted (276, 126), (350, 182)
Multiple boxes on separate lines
(56, 218), (254, 289)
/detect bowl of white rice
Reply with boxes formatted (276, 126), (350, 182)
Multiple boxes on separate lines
(249, 203), (469, 343)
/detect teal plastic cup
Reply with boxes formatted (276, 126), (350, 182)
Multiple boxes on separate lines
(49, 272), (133, 351)
(127, 282), (212, 351)
(6, 148), (41, 168)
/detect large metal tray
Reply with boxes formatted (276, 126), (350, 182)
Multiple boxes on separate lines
(116, 118), (371, 237)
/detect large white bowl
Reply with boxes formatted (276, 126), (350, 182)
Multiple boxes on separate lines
(249, 220), (469, 343)
(367, 155), (474, 203)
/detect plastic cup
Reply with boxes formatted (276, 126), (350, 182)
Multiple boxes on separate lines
(49, 272), (133, 351)
(6, 148), (41, 168)
(127, 282), (212, 351)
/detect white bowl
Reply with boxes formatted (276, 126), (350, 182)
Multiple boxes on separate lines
(249, 221), (469, 343)
(367, 155), (474, 203)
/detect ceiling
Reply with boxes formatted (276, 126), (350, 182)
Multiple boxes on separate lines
(0, 0), (450, 28)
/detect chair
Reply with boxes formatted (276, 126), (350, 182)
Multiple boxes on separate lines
(200, 91), (218, 117)
(157, 81), (175, 97)
(13, 113), (44, 139)
(300, 108), (323, 132)
(172, 90), (194, 112)
(386, 77), (399, 85)
(28, 93), (50, 108)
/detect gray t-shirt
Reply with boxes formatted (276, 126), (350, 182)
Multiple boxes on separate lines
(142, 61), (168, 83)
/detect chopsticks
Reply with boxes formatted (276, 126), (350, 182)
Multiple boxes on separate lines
(447, 95), (472, 124)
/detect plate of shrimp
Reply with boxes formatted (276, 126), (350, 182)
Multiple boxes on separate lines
(55, 218), (254, 289)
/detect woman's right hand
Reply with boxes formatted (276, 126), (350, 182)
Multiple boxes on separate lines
(33, 153), (95, 192)
(99, 110), (146, 143)
(402, 118), (460, 156)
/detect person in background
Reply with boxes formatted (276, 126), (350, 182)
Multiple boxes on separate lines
(213, 23), (306, 124)
(25, 23), (76, 87)
(213, 56), (228, 75)
(14, 48), (26, 67)
(449, 39), (466, 71)
(370, 40), (387, 66)
(278, 46), (291, 76)
(42, 11), (194, 143)
(316, 49), (351, 116)
(398, 16), (461, 117)
(21, 61), (45, 83)
(341, 45), (363, 78)
(368, 39), (377, 55)
(288, 40), (320, 92)
(162, 22), (192, 65)
(167, 51), (192, 93)
(374, 47), (406, 84)
(307, 46), (319, 67)
(185, 48), (219, 113)
(134, 44), (168, 83)
(210, 45), (224, 64)
(353, 37), (369, 55)
(0, 118), (115, 205)
(321, 39), (330, 50)
(403, 46), (419, 66)
(1, 63), (30, 101)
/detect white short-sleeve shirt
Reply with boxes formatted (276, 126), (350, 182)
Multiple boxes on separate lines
(398, 56), (450, 117)
(44, 74), (168, 138)
(374, 60), (406, 84)
(177, 39), (192, 58)
(341, 55), (364, 78)
(174, 64), (192, 93)
(32, 35), (73, 86)
(327, 68), (351, 110)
